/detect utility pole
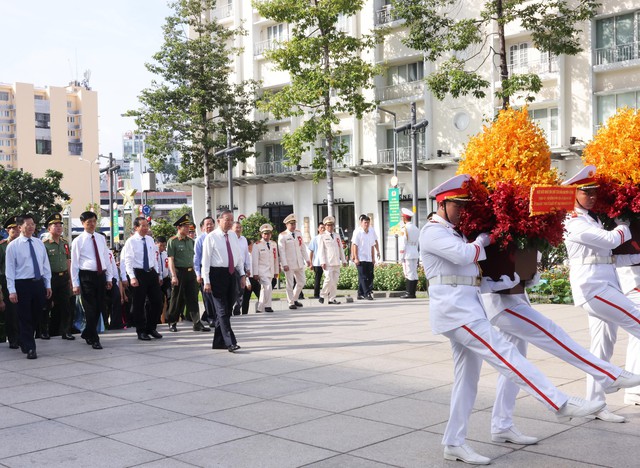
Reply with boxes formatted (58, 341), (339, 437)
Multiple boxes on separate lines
(99, 152), (120, 248)
(215, 131), (242, 216)
(378, 106), (399, 262)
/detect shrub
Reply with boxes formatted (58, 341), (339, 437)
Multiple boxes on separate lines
(527, 266), (573, 304)
(372, 263), (405, 291)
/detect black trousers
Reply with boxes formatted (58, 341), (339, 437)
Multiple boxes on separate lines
(313, 266), (324, 298)
(208, 267), (237, 348)
(167, 267), (200, 324)
(357, 261), (374, 297)
(15, 278), (46, 352)
(79, 270), (107, 343)
(0, 274), (19, 345)
(241, 277), (261, 315)
(43, 271), (72, 336)
(131, 269), (162, 334)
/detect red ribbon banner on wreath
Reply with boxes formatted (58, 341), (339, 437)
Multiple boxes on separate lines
(529, 185), (576, 216)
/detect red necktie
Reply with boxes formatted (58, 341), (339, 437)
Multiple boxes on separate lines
(225, 233), (234, 275)
(92, 235), (103, 272)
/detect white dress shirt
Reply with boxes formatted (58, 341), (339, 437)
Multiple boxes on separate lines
(157, 250), (169, 279)
(351, 227), (378, 262)
(237, 235), (251, 274)
(71, 231), (114, 288)
(5, 234), (52, 293)
(122, 232), (160, 279)
(201, 227), (244, 284)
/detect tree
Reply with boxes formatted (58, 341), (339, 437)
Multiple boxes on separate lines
(392, 0), (599, 108)
(0, 168), (70, 224)
(127, 0), (266, 215)
(253, 0), (382, 216)
(240, 212), (278, 243)
(150, 218), (177, 241)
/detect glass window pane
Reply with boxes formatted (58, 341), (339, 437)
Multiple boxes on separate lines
(616, 13), (634, 45)
(398, 64), (407, 83)
(596, 18), (614, 49)
(597, 95), (616, 125)
(617, 91), (636, 109)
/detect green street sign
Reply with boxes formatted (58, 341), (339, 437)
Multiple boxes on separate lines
(389, 187), (401, 232)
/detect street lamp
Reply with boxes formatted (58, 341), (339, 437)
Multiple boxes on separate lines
(78, 157), (99, 206)
(378, 106), (399, 263)
(98, 153), (120, 248)
(215, 130), (242, 216)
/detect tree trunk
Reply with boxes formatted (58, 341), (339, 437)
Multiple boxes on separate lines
(323, 38), (334, 218)
(496, 0), (509, 109)
(203, 147), (211, 217)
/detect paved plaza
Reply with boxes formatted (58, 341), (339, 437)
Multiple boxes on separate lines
(1, 296), (639, 467)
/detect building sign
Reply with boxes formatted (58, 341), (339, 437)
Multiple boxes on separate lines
(529, 186), (576, 216)
(321, 198), (347, 204)
(262, 201), (286, 207)
(388, 187), (401, 233)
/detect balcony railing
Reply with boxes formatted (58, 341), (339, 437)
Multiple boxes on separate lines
(255, 160), (293, 175)
(375, 5), (397, 25)
(378, 146), (426, 164)
(254, 38), (287, 56)
(595, 42), (639, 66)
(213, 3), (233, 20)
(263, 129), (288, 141)
(376, 81), (425, 101)
(508, 57), (558, 75)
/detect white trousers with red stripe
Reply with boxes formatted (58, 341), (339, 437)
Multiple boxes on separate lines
(442, 319), (568, 446)
(583, 287), (640, 402)
(625, 288), (640, 395)
(491, 303), (622, 433)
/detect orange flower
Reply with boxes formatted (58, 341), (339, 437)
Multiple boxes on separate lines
(457, 107), (559, 188)
(583, 108), (640, 183)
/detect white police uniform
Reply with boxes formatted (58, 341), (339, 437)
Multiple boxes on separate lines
(278, 215), (309, 307)
(252, 225), (278, 312)
(317, 216), (346, 303)
(399, 208), (420, 281)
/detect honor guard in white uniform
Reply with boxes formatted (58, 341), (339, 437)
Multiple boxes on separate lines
(278, 214), (310, 310)
(563, 165), (640, 421)
(317, 216), (346, 304)
(615, 257), (640, 405)
(482, 274), (640, 442)
(399, 207), (420, 299)
(252, 223), (279, 313)
(421, 174), (604, 465)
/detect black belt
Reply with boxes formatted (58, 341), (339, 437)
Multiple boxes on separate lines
(80, 269), (106, 276)
(134, 268), (157, 274)
(15, 278), (43, 283)
(176, 266), (194, 272)
(53, 271), (68, 277)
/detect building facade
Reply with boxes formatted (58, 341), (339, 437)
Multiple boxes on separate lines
(190, 0), (640, 260)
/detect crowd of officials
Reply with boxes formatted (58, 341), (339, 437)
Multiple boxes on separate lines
(0, 208), (422, 359)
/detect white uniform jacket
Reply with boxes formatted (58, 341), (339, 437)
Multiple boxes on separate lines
(419, 215), (488, 334)
(615, 253), (640, 294)
(252, 239), (279, 278)
(317, 231), (346, 267)
(399, 221), (420, 261)
(278, 229), (309, 270)
(564, 207), (630, 306)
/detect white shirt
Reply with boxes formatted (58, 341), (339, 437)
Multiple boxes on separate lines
(157, 250), (169, 280)
(351, 227), (378, 262)
(201, 227), (244, 284)
(237, 235), (251, 274)
(71, 231), (114, 288)
(420, 214), (487, 334)
(122, 232), (160, 279)
(5, 234), (52, 293)
(564, 207), (630, 305)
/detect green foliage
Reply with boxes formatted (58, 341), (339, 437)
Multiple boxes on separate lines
(127, 0), (266, 184)
(372, 263), (406, 291)
(527, 266), (573, 304)
(392, 0), (600, 107)
(338, 266), (359, 290)
(168, 205), (192, 224)
(539, 242), (568, 271)
(150, 218), (177, 241)
(240, 212), (279, 243)
(253, 0), (383, 214)
(0, 168), (70, 225)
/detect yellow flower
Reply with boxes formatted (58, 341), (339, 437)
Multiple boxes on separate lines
(457, 107), (559, 188)
(583, 108), (640, 183)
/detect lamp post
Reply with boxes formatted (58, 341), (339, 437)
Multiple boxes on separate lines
(215, 130), (242, 216)
(78, 157), (99, 206)
(377, 106), (398, 262)
(99, 152), (120, 248)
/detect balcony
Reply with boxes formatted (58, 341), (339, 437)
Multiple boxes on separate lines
(255, 160), (293, 175)
(378, 146), (426, 163)
(376, 81), (425, 101)
(508, 57), (558, 75)
(263, 129), (289, 141)
(375, 5), (398, 25)
(254, 38), (287, 56)
(213, 3), (233, 20)
(254, 110), (290, 123)
(595, 42), (639, 66)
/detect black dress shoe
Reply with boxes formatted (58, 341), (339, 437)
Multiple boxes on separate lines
(137, 333), (151, 341)
(357, 295), (365, 300)
(9, 343), (20, 349)
(227, 345), (236, 353)
(39, 333), (50, 340)
(149, 330), (163, 339)
(328, 299), (341, 304)
(265, 307), (274, 313)
(27, 349), (37, 360)
(169, 323), (178, 332)
(318, 298), (324, 304)
(233, 344), (241, 350)
(289, 304), (297, 310)
(84, 338), (94, 345)
(61, 333), (75, 340)
(194, 324), (211, 332)
(366, 295), (374, 301)
(92, 341), (103, 350)
(294, 301), (303, 307)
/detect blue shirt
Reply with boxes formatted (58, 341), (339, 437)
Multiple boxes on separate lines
(308, 234), (321, 267)
(194, 232), (206, 278)
(5, 235), (52, 293)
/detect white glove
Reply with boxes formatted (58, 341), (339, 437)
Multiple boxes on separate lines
(474, 233), (491, 248)
(615, 217), (630, 227)
(525, 271), (541, 288)
(480, 273), (521, 293)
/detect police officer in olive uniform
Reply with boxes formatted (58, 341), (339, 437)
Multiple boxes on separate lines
(166, 214), (211, 332)
(42, 213), (74, 340)
(0, 216), (20, 348)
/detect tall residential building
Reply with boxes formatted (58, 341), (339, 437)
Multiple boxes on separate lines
(0, 81), (99, 218)
(191, 1), (640, 259)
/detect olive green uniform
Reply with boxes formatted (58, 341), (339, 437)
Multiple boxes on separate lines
(166, 235), (203, 327)
(43, 237), (73, 336)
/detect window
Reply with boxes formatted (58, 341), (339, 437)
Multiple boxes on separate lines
(265, 143), (285, 161)
(595, 12), (639, 65)
(0, 92), (8, 101)
(387, 61), (424, 86)
(267, 24), (285, 42)
(35, 112), (50, 129)
(34, 95), (44, 100)
(36, 139), (52, 155)
(509, 43), (529, 71)
(69, 142), (83, 155)
(597, 91), (640, 126)
(528, 108), (559, 147)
